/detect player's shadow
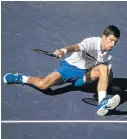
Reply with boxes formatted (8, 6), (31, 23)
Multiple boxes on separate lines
(34, 77), (127, 116)
(105, 78), (127, 116)
(38, 78), (127, 103)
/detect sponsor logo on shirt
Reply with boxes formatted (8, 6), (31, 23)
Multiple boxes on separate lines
(86, 52), (97, 64)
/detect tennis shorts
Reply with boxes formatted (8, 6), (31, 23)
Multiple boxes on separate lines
(55, 60), (89, 87)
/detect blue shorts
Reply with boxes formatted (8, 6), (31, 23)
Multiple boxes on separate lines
(55, 60), (89, 87)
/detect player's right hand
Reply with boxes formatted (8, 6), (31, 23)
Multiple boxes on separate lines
(53, 49), (65, 58)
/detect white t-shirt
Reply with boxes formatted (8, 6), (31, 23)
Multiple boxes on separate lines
(65, 37), (112, 70)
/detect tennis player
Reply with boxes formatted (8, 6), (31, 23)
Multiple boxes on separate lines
(3, 25), (121, 116)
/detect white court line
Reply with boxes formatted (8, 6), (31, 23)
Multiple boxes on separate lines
(1, 120), (127, 123)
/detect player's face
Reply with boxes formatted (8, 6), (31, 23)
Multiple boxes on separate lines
(102, 35), (118, 51)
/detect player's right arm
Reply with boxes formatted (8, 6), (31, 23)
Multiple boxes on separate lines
(53, 37), (91, 58)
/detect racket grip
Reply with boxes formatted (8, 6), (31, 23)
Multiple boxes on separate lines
(51, 52), (59, 58)
(50, 53), (59, 58)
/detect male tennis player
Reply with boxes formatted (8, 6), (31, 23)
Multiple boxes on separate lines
(3, 25), (121, 116)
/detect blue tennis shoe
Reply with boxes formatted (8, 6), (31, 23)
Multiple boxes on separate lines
(97, 94), (120, 116)
(3, 73), (23, 84)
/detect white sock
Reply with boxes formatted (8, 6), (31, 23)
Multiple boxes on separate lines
(98, 91), (107, 103)
(22, 75), (29, 83)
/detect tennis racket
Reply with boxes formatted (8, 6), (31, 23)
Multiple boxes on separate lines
(33, 48), (59, 58)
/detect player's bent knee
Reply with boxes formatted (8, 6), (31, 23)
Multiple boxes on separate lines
(37, 81), (47, 90)
(98, 64), (108, 73)
(37, 72), (62, 90)
(37, 82), (51, 90)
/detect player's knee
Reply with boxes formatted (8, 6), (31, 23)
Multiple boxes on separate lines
(99, 64), (108, 74)
(37, 81), (48, 90)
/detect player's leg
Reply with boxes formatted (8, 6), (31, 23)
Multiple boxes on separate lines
(83, 64), (120, 116)
(27, 72), (62, 90)
(3, 72), (62, 90)
(74, 65), (113, 87)
(90, 64), (108, 92)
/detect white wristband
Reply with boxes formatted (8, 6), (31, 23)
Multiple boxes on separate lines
(60, 48), (68, 54)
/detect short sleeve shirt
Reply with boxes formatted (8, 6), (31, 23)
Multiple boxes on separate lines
(65, 37), (112, 69)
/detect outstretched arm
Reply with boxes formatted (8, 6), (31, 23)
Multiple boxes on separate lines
(53, 37), (93, 58)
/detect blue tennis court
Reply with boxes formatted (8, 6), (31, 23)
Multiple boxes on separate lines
(1, 1), (127, 121)
(2, 123), (127, 139)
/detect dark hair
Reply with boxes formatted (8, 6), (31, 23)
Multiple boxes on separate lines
(103, 25), (120, 38)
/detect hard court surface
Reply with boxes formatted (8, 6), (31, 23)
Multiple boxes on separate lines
(1, 1), (127, 139)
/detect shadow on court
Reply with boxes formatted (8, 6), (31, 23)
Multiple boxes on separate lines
(32, 78), (127, 116)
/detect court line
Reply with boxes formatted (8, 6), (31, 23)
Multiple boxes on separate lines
(1, 120), (127, 123)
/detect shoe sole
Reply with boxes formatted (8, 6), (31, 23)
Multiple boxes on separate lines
(3, 73), (12, 83)
(107, 94), (120, 110)
(97, 105), (109, 116)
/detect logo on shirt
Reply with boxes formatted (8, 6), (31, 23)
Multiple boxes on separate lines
(86, 53), (97, 64)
